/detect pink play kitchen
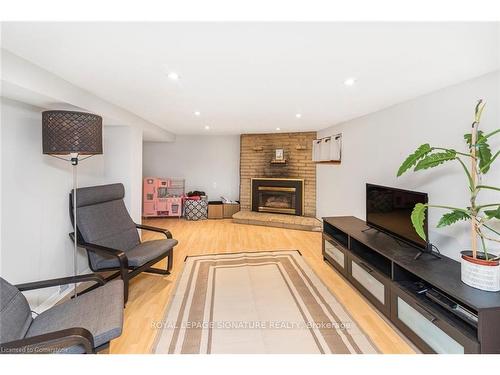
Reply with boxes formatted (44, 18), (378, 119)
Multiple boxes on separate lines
(142, 177), (185, 217)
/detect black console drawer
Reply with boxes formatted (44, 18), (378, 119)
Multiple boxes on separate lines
(323, 234), (347, 277)
(347, 253), (391, 317)
(390, 285), (480, 354)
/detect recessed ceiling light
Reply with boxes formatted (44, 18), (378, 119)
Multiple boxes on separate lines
(344, 77), (356, 86)
(276, 127), (281, 131)
(194, 111), (201, 116)
(295, 113), (302, 119)
(204, 125), (210, 130)
(167, 72), (179, 81)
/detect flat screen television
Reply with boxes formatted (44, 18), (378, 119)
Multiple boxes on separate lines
(366, 183), (428, 250)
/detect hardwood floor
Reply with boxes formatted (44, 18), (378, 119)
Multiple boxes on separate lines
(110, 218), (415, 354)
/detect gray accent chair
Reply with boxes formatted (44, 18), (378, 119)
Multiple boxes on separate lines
(69, 183), (177, 304)
(0, 275), (123, 354)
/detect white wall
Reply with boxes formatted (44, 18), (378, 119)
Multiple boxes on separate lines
(0, 98), (143, 308)
(316, 71), (500, 260)
(102, 126), (143, 222)
(143, 135), (240, 201)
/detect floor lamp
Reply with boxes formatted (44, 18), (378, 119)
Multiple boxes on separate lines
(42, 110), (103, 297)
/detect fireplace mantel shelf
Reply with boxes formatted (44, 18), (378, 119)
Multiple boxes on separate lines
(270, 159), (287, 164)
(314, 160), (341, 164)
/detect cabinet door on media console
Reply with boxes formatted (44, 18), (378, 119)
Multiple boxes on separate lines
(390, 285), (480, 354)
(323, 235), (347, 276)
(347, 254), (391, 317)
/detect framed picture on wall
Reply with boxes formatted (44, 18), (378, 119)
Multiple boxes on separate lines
(275, 149), (284, 160)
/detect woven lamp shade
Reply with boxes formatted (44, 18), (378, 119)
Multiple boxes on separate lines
(42, 110), (103, 155)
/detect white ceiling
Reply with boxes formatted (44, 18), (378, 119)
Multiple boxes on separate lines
(2, 22), (499, 135)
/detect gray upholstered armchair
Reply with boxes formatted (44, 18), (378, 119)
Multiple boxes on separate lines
(0, 275), (123, 354)
(69, 183), (177, 304)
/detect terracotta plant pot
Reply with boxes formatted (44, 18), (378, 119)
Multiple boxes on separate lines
(460, 251), (500, 292)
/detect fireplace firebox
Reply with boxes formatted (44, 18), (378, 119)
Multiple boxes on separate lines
(251, 178), (304, 216)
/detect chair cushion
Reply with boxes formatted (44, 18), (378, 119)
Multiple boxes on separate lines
(74, 183), (125, 208)
(95, 239), (178, 269)
(26, 279), (124, 353)
(74, 184), (141, 270)
(78, 199), (140, 244)
(0, 278), (33, 344)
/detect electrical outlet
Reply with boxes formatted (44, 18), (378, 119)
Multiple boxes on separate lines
(212, 182), (217, 189)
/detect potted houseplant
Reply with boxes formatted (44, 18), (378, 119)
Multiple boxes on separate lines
(397, 100), (500, 292)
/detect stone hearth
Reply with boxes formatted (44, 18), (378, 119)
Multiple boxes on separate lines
(232, 211), (322, 232)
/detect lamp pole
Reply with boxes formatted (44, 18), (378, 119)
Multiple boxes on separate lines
(42, 110), (102, 299)
(71, 152), (79, 298)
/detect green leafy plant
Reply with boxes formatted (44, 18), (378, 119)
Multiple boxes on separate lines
(397, 100), (500, 260)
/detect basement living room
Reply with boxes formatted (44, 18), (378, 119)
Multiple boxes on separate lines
(1, 6), (500, 369)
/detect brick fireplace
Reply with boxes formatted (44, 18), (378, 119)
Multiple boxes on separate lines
(240, 132), (317, 217)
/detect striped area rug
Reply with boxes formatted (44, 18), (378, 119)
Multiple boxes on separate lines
(152, 251), (379, 354)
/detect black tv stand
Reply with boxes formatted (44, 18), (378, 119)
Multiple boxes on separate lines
(322, 216), (500, 354)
